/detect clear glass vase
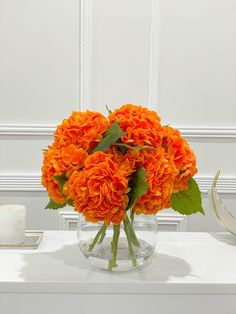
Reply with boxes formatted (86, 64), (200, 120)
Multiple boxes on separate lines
(77, 212), (157, 272)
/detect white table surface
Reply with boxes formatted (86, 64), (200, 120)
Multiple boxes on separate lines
(1, 231), (236, 314)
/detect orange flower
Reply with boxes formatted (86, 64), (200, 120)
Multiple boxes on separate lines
(162, 126), (197, 192)
(106, 146), (137, 177)
(135, 148), (177, 215)
(108, 104), (162, 147)
(41, 145), (88, 204)
(54, 111), (109, 152)
(107, 145), (157, 178)
(65, 152), (129, 225)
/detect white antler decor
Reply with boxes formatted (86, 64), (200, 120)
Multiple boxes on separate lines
(210, 171), (236, 235)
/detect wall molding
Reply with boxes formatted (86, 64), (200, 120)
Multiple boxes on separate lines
(78, 0), (160, 110)
(156, 213), (186, 231)
(0, 124), (235, 139)
(0, 174), (44, 192)
(196, 177), (236, 194)
(0, 124), (55, 136)
(59, 211), (80, 231)
(0, 174), (235, 194)
(79, 0), (160, 110)
(79, 0), (92, 111)
(148, 0), (159, 109)
(176, 127), (236, 139)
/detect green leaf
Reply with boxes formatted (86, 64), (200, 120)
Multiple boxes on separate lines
(90, 122), (125, 154)
(116, 143), (128, 154)
(128, 167), (149, 211)
(171, 178), (205, 215)
(67, 199), (74, 206)
(45, 199), (66, 210)
(42, 149), (48, 153)
(53, 175), (74, 207)
(54, 174), (67, 196)
(113, 143), (153, 152)
(106, 105), (113, 114)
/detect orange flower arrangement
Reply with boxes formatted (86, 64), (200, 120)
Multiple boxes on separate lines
(42, 104), (204, 270)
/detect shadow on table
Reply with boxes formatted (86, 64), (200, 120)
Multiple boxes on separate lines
(20, 242), (192, 282)
(209, 232), (236, 247)
(131, 251), (193, 282)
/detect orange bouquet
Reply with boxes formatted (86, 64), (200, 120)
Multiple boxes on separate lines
(42, 104), (204, 270)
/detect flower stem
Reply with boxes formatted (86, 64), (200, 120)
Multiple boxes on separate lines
(88, 223), (107, 252)
(124, 214), (140, 247)
(123, 220), (137, 267)
(98, 225), (107, 244)
(108, 224), (120, 271)
(130, 209), (135, 224)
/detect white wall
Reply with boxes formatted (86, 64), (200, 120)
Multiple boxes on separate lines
(158, 0), (236, 230)
(0, 0), (235, 231)
(0, 0), (80, 124)
(0, 0), (80, 229)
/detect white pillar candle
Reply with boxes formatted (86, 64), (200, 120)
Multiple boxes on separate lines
(0, 204), (26, 244)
